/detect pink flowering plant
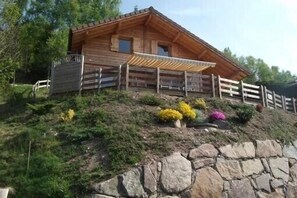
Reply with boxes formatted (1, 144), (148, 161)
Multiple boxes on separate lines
(209, 111), (226, 122)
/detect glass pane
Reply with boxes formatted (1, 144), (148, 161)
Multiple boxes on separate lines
(158, 45), (169, 56)
(119, 39), (131, 53)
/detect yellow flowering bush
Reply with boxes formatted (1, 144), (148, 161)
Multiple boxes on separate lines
(158, 109), (183, 122)
(61, 109), (75, 122)
(178, 101), (196, 121)
(194, 98), (207, 110)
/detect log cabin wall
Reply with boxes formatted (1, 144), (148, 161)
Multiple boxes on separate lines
(81, 24), (198, 73)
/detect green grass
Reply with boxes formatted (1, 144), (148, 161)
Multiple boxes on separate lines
(0, 89), (147, 197)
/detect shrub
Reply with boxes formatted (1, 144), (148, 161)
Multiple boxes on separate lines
(236, 104), (255, 124)
(158, 109), (183, 122)
(61, 109), (75, 122)
(178, 101), (196, 121)
(194, 98), (207, 110)
(256, 103), (264, 113)
(209, 111), (226, 121)
(139, 94), (163, 106)
(27, 102), (55, 115)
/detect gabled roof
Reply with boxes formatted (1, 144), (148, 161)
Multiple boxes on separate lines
(69, 7), (250, 80)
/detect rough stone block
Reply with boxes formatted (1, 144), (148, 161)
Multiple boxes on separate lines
(188, 144), (218, 159)
(256, 140), (282, 157)
(219, 142), (255, 159)
(216, 159), (243, 180)
(190, 167), (223, 198)
(255, 174), (271, 192)
(229, 178), (256, 198)
(269, 158), (289, 182)
(160, 152), (192, 194)
(192, 158), (215, 169)
(242, 159), (264, 176)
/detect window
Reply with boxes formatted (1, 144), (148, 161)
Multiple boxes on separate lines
(119, 38), (132, 53)
(158, 44), (170, 56)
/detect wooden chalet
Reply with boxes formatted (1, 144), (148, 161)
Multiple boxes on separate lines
(50, 7), (251, 98)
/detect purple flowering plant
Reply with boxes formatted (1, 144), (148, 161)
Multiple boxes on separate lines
(209, 111), (226, 121)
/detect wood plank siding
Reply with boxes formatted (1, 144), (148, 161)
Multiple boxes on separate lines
(81, 24), (198, 73)
(69, 7), (250, 81)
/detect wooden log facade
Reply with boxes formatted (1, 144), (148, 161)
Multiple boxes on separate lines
(68, 7), (250, 80)
(50, 7), (297, 114)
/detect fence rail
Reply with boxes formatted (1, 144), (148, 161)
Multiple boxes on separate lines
(32, 80), (50, 96)
(50, 58), (297, 114)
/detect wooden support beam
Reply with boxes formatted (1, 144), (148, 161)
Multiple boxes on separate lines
(79, 55), (84, 95)
(218, 75), (222, 99)
(282, 96), (287, 111)
(260, 85), (265, 107)
(272, 91), (277, 109)
(240, 80), (245, 103)
(264, 86), (268, 107)
(125, 64), (129, 90)
(97, 68), (102, 93)
(211, 74), (216, 97)
(117, 65), (122, 90)
(145, 14), (152, 26)
(156, 67), (160, 93)
(115, 22), (122, 33)
(197, 50), (207, 59)
(172, 32), (181, 43)
(292, 97), (296, 114)
(184, 71), (188, 96)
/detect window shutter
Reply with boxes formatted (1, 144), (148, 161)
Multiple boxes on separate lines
(151, 40), (157, 54)
(110, 34), (119, 51)
(133, 37), (141, 52)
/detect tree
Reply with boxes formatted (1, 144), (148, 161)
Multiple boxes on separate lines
(222, 47), (296, 84)
(0, 1), (21, 100)
(1, 0), (121, 82)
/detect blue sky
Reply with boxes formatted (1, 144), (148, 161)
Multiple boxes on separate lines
(121, 0), (297, 75)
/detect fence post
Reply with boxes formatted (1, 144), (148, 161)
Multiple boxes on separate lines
(240, 80), (245, 103)
(272, 91), (277, 109)
(156, 67), (160, 94)
(260, 85), (265, 107)
(264, 86), (268, 107)
(125, 64), (129, 90)
(98, 68), (102, 92)
(79, 55), (84, 95)
(282, 96), (287, 111)
(46, 80), (50, 89)
(217, 75), (222, 99)
(292, 97), (296, 114)
(184, 71), (188, 97)
(211, 74), (215, 97)
(117, 65), (122, 90)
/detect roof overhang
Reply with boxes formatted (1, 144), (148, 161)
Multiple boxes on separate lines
(127, 52), (215, 72)
(68, 7), (251, 80)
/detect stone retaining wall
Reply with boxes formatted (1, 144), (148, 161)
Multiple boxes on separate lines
(91, 140), (297, 198)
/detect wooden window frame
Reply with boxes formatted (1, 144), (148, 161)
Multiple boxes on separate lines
(157, 42), (171, 57)
(119, 37), (133, 54)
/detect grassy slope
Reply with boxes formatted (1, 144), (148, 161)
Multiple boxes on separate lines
(1, 85), (297, 197)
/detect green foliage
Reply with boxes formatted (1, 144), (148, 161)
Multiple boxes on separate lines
(235, 104), (255, 124)
(27, 102), (55, 115)
(130, 110), (155, 127)
(1, 0), (121, 81)
(149, 131), (175, 155)
(193, 98), (207, 110)
(139, 94), (163, 106)
(158, 109), (183, 122)
(223, 47), (296, 84)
